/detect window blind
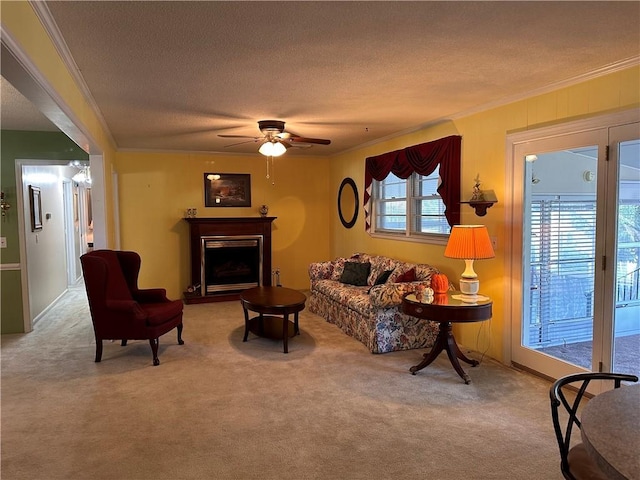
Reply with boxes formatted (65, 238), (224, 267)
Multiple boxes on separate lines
(527, 196), (596, 347)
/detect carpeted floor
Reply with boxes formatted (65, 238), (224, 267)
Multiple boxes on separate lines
(1, 286), (563, 480)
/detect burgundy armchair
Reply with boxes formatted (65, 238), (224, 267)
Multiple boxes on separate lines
(80, 249), (184, 366)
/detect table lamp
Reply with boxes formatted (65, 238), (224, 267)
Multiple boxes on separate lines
(444, 225), (495, 302)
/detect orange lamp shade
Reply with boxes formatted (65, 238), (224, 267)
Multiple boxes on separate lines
(444, 225), (495, 260)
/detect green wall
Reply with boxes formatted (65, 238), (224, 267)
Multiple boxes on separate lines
(0, 130), (88, 333)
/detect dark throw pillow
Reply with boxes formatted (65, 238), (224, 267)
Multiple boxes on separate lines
(396, 267), (416, 283)
(339, 262), (371, 286)
(374, 269), (394, 286)
(367, 269), (394, 293)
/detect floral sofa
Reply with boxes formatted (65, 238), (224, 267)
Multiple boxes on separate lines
(308, 253), (442, 353)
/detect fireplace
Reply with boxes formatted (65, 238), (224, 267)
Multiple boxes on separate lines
(201, 235), (262, 294)
(185, 217), (275, 303)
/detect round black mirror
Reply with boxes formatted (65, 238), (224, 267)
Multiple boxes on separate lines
(338, 177), (359, 229)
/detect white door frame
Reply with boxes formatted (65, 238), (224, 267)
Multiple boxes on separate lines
(89, 154), (108, 249)
(62, 179), (77, 285)
(602, 123), (640, 372)
(504, 109), (640, 374)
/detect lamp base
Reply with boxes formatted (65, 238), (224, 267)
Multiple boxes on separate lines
(459, 277), (480, 303)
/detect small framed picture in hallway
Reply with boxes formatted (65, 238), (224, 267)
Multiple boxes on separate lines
(29, 185), (43, 231)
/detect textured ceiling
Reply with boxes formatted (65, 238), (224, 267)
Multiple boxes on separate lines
(1, 77), (58, 132)
(2, 1), (639, 156)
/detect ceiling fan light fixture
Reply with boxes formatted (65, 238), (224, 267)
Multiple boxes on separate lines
(259, 140), (287, 157)
(258, 141), (273, 156)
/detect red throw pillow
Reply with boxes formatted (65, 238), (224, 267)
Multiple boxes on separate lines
(396, 268), (416, 283)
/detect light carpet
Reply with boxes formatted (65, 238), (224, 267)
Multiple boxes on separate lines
(1, 286), (563, 480)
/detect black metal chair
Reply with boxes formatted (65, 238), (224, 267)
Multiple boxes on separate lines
(549, 372), (638, 480)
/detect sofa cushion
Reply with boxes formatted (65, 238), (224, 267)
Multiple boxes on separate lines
(334, 285), (372, 315)
(329, 257), (350, 281)
(308, 261), (334, 280)
(142, 299), (184, 326)
(367, 256), (399, 285)
(340, 261), (371, 286)
(312, 279), (372, 316)
(369, 282), (415, 307)
(367, 269), (394, 294)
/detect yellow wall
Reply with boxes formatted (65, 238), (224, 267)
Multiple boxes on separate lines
(114, 151), (331, 297)
(329, 66), (640, 362)
(1, 1), (118, 247)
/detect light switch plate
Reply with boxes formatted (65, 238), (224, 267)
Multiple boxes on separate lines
(0, 237), (6, 248)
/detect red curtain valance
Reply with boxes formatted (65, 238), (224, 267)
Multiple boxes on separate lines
(363, 135), (461, 232)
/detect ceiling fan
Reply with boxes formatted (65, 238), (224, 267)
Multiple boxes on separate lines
(218, 120), (331, 156)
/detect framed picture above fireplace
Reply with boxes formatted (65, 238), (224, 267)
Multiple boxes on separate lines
(204, 173), (252, 207)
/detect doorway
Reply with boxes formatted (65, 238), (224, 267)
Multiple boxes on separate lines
(507, 111), (640, 386)
(18, 161), (93, 328)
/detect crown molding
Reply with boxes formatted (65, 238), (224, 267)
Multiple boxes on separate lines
(338, 56), (640, 157)
(30, 0), (117, 150)
(449, 56), (640, 121)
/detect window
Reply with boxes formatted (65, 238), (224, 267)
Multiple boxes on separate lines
(412, 169), (450, 235)
(375, 173), (407, 232)
(363, 135), (461, 236)
(373, 167), (450, 241)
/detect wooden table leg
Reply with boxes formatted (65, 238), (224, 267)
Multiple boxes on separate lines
(283, 313), (289, 354)
(444, 332), (472, 384)
(450, 337), (479, 367)
(242, 307), (250, 342)
(411, 321), (477, 384)
(410, 323), (448, 374)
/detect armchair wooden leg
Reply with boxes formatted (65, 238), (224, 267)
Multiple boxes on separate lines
(95, 338), (103, 362)
(177, 323), (184, 345)
(121, 339), (128, 346)
(149, 338), (160, 366)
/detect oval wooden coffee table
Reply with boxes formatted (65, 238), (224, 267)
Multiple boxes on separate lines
(240, 286), (307, 353)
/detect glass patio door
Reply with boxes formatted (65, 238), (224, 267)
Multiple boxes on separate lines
(511, 120), (640, 383)
(607, 124), (640, 377)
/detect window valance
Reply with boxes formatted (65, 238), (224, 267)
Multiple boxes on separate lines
(363, 135), (461, 232)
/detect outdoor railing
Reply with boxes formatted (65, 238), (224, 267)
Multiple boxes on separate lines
(617, 267), (640, 305)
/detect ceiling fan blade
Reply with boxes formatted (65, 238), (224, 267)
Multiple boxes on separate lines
(289, 143), (313, 149)
(224, 139), (262, 147)
(218, 134), (262, 139)
(290, 136), (331, 145)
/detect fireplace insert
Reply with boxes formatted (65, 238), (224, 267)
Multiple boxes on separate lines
(200, 235), (263, 295)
